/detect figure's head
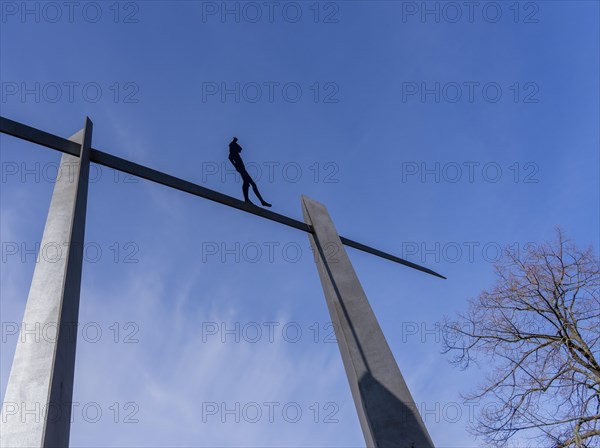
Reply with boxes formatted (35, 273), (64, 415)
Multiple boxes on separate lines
(232, 137), (238, 143)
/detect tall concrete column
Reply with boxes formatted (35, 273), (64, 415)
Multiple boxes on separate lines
(302, 196), (434, 448)
(1, 118), (93, 447)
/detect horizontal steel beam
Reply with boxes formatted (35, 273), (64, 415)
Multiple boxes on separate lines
(340, 236), (445, 279)
(0, 116), (446, 279)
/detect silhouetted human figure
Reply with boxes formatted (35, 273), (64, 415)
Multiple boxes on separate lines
(228, 137), (272, 207)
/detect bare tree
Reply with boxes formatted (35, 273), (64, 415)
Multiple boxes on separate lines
(443, 229), (600, 447)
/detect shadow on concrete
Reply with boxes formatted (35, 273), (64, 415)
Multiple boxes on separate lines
(359, 371), (433, 448)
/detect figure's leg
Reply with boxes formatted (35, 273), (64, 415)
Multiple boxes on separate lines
(248, 179), (263, 202)
(242, 179), (251, 203)
(249, 178), (271, 207)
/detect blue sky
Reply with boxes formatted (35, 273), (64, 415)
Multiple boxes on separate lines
(1, 1), (598, 446)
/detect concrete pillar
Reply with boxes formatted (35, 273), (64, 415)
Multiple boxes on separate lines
(302, 196), (434, 448)
(1, 118), (93, 447)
